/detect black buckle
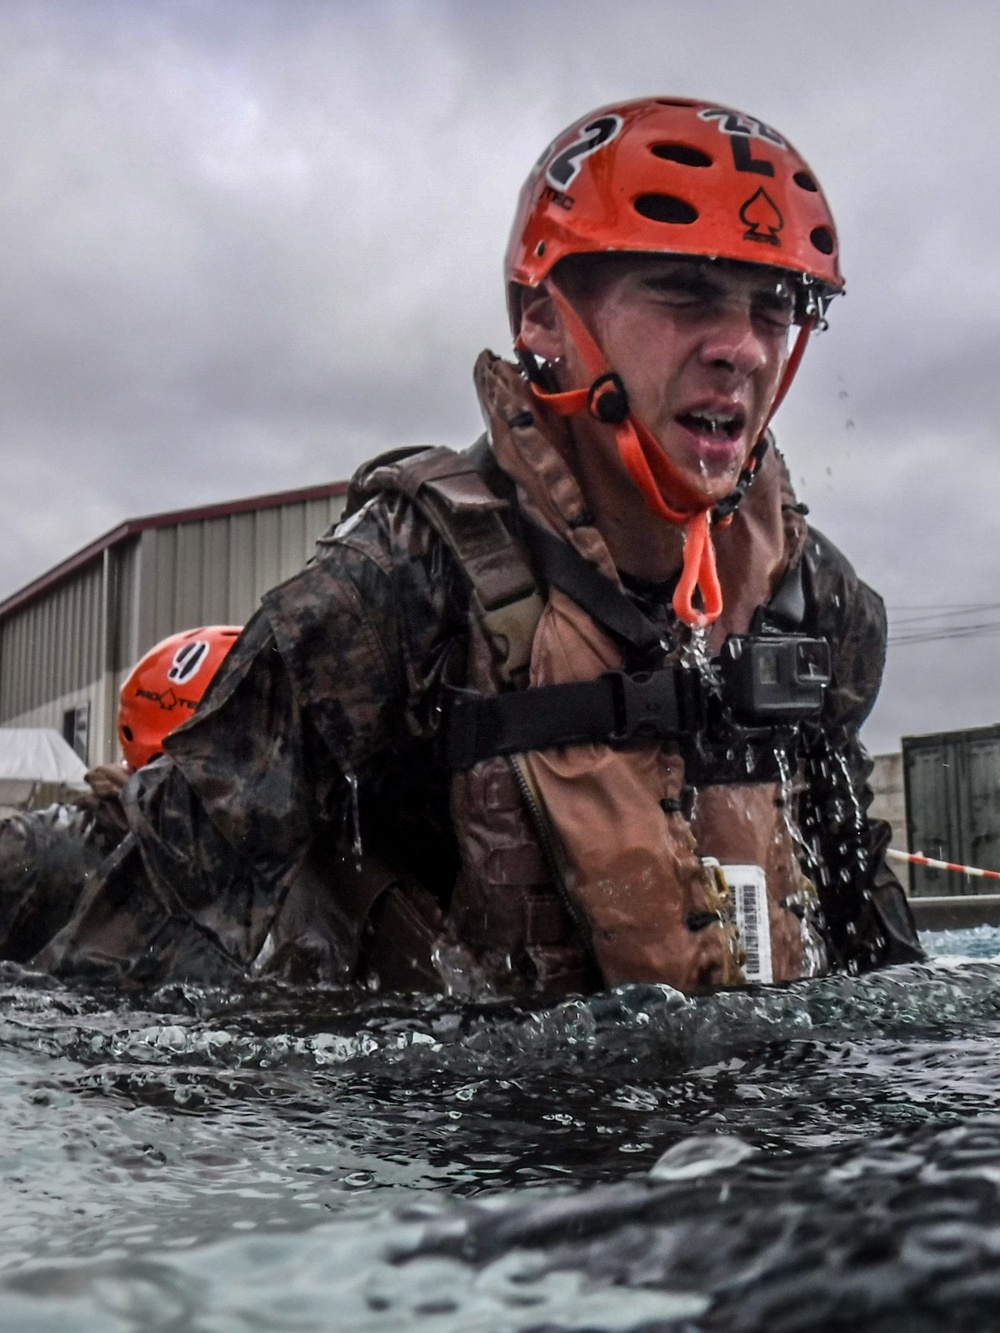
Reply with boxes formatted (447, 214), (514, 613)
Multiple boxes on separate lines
(442, 669), (706, 769)
(605, 669), (701, 742)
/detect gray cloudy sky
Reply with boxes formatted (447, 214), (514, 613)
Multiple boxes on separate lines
(1, 0), (998, 753)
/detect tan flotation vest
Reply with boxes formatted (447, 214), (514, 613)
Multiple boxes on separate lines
(347, 353), (830, 995)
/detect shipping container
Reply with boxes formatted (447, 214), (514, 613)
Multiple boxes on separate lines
(903, 724), (1000, 896)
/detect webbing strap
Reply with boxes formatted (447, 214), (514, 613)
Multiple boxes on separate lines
(350, 443), (543, 684)
(466, 437), (667, 657)
(752, 559), (807, 633)
(521, 519), (664, 656)
(443, 667), (703, 770)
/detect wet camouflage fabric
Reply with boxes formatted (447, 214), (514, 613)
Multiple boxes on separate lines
(793, 531), (920, 970)
(26, 344), (919, 992)
(35, 493), (466, 985)
(0, 767), (128, 963)
(28, 447), (922, 990)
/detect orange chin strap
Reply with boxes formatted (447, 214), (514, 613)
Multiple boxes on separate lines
(522, 281), (814, 630)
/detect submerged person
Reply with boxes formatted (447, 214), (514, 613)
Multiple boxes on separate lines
(0, 627), (239, 961)
(38, 98), (922, 992)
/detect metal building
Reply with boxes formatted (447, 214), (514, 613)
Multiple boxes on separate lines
(869, 751), (909, 892)
(0, 482), (347, 767)
(903, 724), (1000, 896)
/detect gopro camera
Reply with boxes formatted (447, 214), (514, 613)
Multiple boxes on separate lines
(719, 634), (831, 725)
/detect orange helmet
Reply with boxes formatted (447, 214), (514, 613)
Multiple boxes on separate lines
(118, 626), (241, 771)
(506, 96), (843, 330)
(504, 99), (843, 631)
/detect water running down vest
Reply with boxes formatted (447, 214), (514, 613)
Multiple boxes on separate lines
(346, 355), (831, 994)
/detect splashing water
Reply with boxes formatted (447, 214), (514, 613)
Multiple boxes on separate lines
(774, 749), (829, 978)
(0, 940), (998, 1328)
(345, 770), (364, 872)
(679, 623), (714, 677)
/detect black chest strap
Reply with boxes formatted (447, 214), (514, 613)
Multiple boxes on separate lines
(444, 667), (704, 771)
(445, 440), (820, 769)
(522, 521), (665, 657)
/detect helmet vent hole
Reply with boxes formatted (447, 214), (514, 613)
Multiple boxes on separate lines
(121, 725), (134, 742)
(535, 241), (546, 257)
(810, 226), (835, 255)
(655, 98), (699, 108)
(793, 171), (818, 192)
(634, 193), (699, 225)
(650, 143), (712, 168)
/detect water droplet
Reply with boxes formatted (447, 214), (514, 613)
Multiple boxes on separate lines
(344, 771), (364, 872)
(650, 1134), (756, 1181)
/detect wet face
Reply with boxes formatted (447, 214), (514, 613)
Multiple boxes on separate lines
(522, 256), (796, 505)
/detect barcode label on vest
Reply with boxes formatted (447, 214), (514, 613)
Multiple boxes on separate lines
(724, 864), (773, 985)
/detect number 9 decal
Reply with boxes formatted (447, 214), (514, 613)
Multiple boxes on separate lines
(546, 115), (623, 190)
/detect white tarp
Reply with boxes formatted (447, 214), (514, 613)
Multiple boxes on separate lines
(0, 729), (89, 805)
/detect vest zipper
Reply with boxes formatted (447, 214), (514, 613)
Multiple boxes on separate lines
(505, 752), (602, 975)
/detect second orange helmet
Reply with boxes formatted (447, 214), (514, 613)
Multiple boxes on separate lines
(118, 626), (241, 771)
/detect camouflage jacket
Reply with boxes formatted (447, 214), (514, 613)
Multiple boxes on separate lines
(34, 362), (922, 990)
(0, 766), (129, 962)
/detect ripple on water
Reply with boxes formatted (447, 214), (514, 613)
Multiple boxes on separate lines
(920, 922), (1000, 961)
(0, 944), (993, 1327)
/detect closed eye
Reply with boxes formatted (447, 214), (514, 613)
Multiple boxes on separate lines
(751, 295), (795, 331)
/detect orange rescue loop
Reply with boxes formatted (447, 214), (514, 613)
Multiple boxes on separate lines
(520, 280), (814, 630)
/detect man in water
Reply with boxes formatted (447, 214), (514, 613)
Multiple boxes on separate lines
(0, 627), (239, 963)
(38, 98), (922, 992)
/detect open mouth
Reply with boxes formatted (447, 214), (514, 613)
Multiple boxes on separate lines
(675, 409), (746, 441)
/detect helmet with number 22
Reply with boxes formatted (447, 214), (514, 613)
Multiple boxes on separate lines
(504, 98), (844, 631)
(506, 96), (843, 330)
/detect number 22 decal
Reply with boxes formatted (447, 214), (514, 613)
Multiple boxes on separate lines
(699, 107), (785, 177)
(546, 115), (623, 190)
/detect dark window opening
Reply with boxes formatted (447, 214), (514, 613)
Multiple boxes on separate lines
(62, 703), (90, 765)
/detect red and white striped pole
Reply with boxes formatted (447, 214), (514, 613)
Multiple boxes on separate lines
(888, 848), (1000, 884)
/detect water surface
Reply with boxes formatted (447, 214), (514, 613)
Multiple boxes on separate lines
(0, 926), (998, 1329)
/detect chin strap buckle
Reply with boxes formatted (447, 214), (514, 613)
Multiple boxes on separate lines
(587, 372), (629, 424)
(712, 436), (770, 525)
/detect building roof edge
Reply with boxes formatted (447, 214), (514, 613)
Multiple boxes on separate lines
(0, 479), (348, 621)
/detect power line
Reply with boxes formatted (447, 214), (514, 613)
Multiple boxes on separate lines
(885, 605), (1000, 645)
(889, 605), (1000, 628)
(889, 624), (1000, 646)
(884, 602), (1000, 646)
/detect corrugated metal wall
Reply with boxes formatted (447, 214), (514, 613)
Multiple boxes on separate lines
(0, 560), (105, 718)
(135, 496), (342, 652)
(0, 491), (345, 765)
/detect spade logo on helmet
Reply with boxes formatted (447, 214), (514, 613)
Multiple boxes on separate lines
(546, 114), (623, 191)
(168, 639), (210, 686)
(740, 188), (784, 247)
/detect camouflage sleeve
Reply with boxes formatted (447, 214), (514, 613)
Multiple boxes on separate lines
(798, 527), (924, 969)
(0, 804), (106, 962)
(263, 492), (468, 770)
(38, 494), (467, 984)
